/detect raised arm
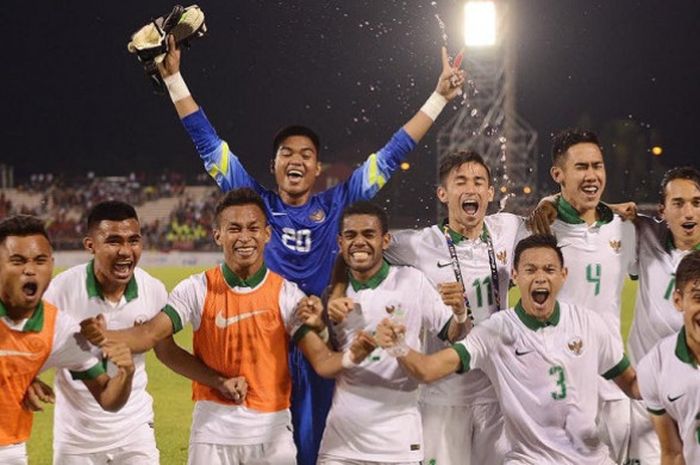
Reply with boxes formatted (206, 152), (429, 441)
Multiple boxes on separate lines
(80, 311), (174, 354)
(158, 35), (198, 118)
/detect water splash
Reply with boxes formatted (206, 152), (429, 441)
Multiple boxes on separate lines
(498, 193), (516, 212)
(434, 14), (448, 46)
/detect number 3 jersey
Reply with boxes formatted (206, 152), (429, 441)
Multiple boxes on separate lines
(181, 108), (416, 296)
(452, 301), (630, 465)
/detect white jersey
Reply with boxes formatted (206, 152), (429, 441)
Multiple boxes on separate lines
(628, 215), (699, 363)
(551, 200), (637, 401)
(454, 301), (628, 465)
(637, 329), (700, 465)
(44, 262), (168, 454)
(386, 213), (527, 406)
(165, 265), (306, 446)
(319, 264), (454, 462)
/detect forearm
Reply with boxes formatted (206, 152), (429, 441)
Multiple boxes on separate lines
(660, 452), (685, 465)
(105, 326), (161, 354)
(154, 338), (224, 388)
(163, 72), (199, 118)
(95, 370), (133, 412)
(446, 317), (468, 342)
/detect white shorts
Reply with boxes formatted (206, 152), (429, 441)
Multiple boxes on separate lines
(596, 397), (630, 465)
(0, 443), (27, 465)
(627, 399), (660, 465)
(54, 422), (159, 465)
(421, 402), (507, 465)
(187, 428), (296, 465)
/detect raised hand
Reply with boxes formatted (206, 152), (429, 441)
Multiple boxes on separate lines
(328, 297), (355, 324)
(348, 330), (378, 364)
(102, 341), (135, 377)
(157, 35), (182, 78)
(80, 314), (107, 346)
(527, 200), (557, 235)
(437, 281), (467, 317)
(295, 296), (325, 331)
(374, 317), (406, 349)
(608, 201), (638, 221)
(436, 47), (466, 101)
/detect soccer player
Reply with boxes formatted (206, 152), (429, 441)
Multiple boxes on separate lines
(637, 250), (700, 465)
(0, 215), (134, 465)
(383, 150), (528, 465)
(79, 188), (376, 465)
(155, 34), (466, 464)
(38, 201), (165, 464)
(375, 234), (641, 465)
(626, 166), (700, 464)
(548, 128), (638, 464)
(319, 201), (466, 464)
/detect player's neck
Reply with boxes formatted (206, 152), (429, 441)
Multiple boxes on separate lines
(560, 194), (598, 225)
(279, 189), (311, 207)
(0, 297), (36, 323)
(449, 217), (485, 241)
(674, 235), (700, 251)
(686, 329), (700, 365)
(350, 261), (384, 283)
(97, 279), (127, 303)
(227, 261), (263, 280)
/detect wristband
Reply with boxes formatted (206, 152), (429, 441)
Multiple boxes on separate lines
(420, 92), (448, 121)
(387, 341), (410, 358)
(163, 72), (191, 103)
(341, 350), (359, 369)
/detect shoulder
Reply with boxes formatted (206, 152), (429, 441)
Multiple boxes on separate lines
(172, 271), (208, 295)
(391, 225), (441, 246)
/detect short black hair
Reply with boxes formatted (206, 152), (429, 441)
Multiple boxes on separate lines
(659, 166), (700, 204)
(214, 188), (268, 226)
(87, 201), (139, 232)
(0, 215), (51, 246)
(513, 234), (564, 269)
(675, 250), (700, 292)
(438, 150), (492, 186)
(339, 201), (389, 234)
(273, 125), (320, 157)
(551, 128), (602, 165)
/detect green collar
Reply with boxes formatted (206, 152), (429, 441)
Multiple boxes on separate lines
(0, 299), (45, 332)
(665, 234), (700, 253)
(675, 327), (698, 368)
(222, 262), (267, 288)
(556, 196), (613, 226)
(515, 300), (561, 330)
(86, 260), (138, 302)
(349, 260), (390, 292)
(440, 219), (489, 245)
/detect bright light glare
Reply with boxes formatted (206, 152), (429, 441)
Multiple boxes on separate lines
(463, 2), (496, 47)
(651, 146), (663, 156)
(400, 162), (411, 171)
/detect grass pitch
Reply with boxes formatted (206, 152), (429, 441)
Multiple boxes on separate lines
(27, 267), (639, 464)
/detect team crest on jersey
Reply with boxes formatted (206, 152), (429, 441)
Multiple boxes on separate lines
(609, 239), (622, 253)
(309, 209), (326, 223)
(496, 249), (507, 265)
(567, 337), (584, 356)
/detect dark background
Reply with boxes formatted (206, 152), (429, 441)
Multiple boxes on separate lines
(2, 1), (698, 217)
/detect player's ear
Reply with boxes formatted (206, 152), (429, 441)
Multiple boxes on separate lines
(314, 160), (322, 177)
(436, 185), (448, 204)
(550, 165), (563, 184)
(269, 159), (276, 175)
(657, 203), (665, 220)
(82, 237), (94, 254)
(672, 289), (683, 313)
(213, 227), (222, 246)
(381, 232), (391, 250)
(487, 183), (495, 202)
(263, 224), (272, 244)
(561, 266), (568, 281)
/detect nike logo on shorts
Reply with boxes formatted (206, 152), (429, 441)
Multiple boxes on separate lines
(215, 310), (268, 328)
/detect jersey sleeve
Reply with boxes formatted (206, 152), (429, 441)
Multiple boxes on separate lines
(180, 108), (270, 195)
(340, 128), (416, 203)
(162, 273), (207, 333)
(637, 349), (665, 414)
(592, 311), (630, 379)
(451, 322), (493, 373)
(384, 229), (419, 267)
(42, 312), (104, 379)
(417, 271), (455, 339)
(278, 279), (308, 340)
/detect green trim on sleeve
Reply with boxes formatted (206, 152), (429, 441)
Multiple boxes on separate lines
(647, 407), (667, 416)
(292, 324), (313, 344)
(162, 305), (184, 334)
(602, 354), (631, 380)
(451, 343), (471, 374)
(70, 361), (107, 380)
(436, 315), (453, 341)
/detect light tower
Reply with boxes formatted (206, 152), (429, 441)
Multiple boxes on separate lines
(437, 0), (538, 214)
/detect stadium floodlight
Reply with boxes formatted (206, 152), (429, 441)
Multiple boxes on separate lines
(463, 1), (497, 47)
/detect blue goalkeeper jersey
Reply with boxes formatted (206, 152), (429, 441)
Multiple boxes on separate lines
(182, 109), (416, 296)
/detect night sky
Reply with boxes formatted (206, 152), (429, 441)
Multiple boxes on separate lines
(2, 1), (698, 212)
